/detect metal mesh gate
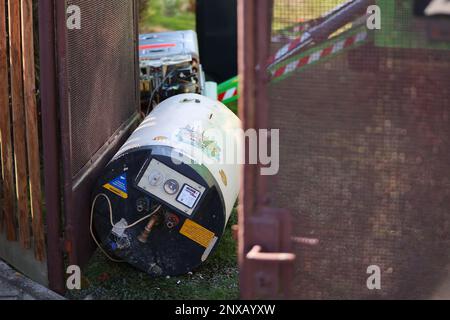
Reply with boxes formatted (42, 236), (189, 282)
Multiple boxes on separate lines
(53, 0), (140, 268)
(66, 0), (139, 177)
(267, 0), (450, 299)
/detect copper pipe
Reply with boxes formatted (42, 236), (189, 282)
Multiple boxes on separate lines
(138, 216), (159, 244)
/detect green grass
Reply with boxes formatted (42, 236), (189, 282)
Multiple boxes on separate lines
(67, 210), (239, 300)
(140, 0), (196, 33)
(140, 0), (343, 33)
(273, 0), (344, 31)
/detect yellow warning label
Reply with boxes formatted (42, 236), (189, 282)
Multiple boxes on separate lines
(180, 219), (215, 248)
(103, 183), (128, 199)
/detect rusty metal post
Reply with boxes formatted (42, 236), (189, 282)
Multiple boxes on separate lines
(237, 0), (274, 299)
(38, 0), (65, 294)
(54, 0), (76, 267)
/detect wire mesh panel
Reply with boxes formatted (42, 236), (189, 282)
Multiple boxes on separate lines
(268, 0), (450, 299)
(56, 0), (140, 268)
(66, 0), (138, 177)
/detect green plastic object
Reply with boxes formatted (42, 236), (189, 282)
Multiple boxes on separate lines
(217, 77), (239, 114)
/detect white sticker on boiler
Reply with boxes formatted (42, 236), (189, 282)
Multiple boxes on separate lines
(177, 185), (201, 209)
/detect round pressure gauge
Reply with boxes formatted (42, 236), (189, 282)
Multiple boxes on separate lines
(164, 179), (179, 195)
(148, 170), (164, 186)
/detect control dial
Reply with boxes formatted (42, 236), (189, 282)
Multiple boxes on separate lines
(148, 170), (164, 187)
(164, 179), (179, 195)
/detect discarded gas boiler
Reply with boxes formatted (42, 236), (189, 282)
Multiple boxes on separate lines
(91, 90), (241, 276)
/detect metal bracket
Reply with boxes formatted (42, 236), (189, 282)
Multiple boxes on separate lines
(244, 207), (295, 299)
(247, 245), (296, 263)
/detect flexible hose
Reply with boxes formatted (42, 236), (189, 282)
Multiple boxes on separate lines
(90, 193), (161, 262)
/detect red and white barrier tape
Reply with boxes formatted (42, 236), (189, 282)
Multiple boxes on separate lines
(218, 86), (238, 102)
(269, 32), (312, 67)
(271, 30), (368, 80)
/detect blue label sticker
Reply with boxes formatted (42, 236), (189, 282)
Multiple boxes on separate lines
(103, 173), (128, 199)
(110, 174), (128, 193)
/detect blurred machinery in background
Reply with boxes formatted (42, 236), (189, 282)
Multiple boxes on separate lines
(139, 31), (206, 113)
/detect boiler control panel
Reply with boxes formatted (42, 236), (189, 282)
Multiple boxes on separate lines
(136, 159), (206, 216)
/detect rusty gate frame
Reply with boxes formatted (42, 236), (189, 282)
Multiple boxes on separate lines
(38, 0), (65, 293)
(238, 0), (450, 300)
(237, 0), (297, 299)
(54, 0), (141, 270)
(38, 0), (141, 293)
